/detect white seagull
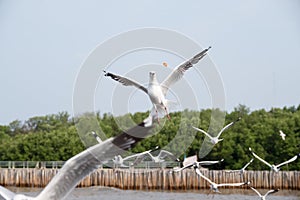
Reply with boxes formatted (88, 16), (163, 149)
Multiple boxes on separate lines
(192, 117), (241, 145)
(195, 167), (249, 193)
(249, 147), (298, 172)
(113, 146), (160, 167)
(131, 148), (180, 165)
(111, 155), (130, 168)
(225, 158), (254, 174)
(123, 147), (179, 166)
(0, 120), (155, 200)
(103, 47), (211, 123)
(172, 159), (224, 173)
(279, 130), (286, 140)
(249, 187), (279, 200)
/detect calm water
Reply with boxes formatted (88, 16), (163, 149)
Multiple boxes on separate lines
(4, 187), (300, 200)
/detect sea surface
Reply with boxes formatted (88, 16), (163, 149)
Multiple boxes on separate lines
(3, 187), (300, 200)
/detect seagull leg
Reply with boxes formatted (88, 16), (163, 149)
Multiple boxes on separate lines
(164, 107), (171, 120)
(156, 110), (160, 124)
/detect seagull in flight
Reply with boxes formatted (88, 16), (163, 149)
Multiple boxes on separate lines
(0, 119), (156, 200)
(192, 117), (241, 145)
(279, 130), (286, 140)
(249, 147), (298, 172)
(131, 148), (180, 165)
(194, 167), (249, 193)
(112, 146), (159, 167)
(103, 47), (211, 123)
(172, 159), (224, 173)
(225, 158), (254, 174)
(249, 187), (279, 200)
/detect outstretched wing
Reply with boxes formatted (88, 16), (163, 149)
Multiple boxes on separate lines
(276, 155), (298, 168)
(197, 159), (224, 166)
(241, 158), (254, 171)
(250, 186), (262, 197)
(172, 162), (195, 172)
(158, 150), (179, 161)
(192, 126), (214, 140)
(196, 169), (214, 185)
(265, 189), (279, 197)
(160, 47), (211, 96)
(218, 182), (247, 187)
(103, 71), (148, 94)
(217, 117), (241, 138)
(0, 186), (16, 200)
(249, 147), (272, 168)
(131, 153), (152, 165)
(36, 120), (155, 200)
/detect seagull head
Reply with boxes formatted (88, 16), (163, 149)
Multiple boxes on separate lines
(149, 71), (157, 79)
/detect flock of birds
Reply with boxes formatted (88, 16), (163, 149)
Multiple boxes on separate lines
(0, 47), (298, 200)
(168, 118), (299, 198)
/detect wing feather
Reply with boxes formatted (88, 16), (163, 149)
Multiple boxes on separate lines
(217, 182), (246, 187)
(192, 126), (214, 140)
(103, 71), (148, 94)
(250, 187), (262, 197)
(158, 150), (178, 161)
(160, 47), (211, 95)
(249, 148), (272, 168)
(276, 155), (298, 168)
(265, 189), (279, 197)
(217, 117), (240, 138)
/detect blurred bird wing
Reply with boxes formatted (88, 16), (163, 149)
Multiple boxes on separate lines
(36, 121), (154, 200)
(158, 150), (178, 161)
(0, 186), (16, 200)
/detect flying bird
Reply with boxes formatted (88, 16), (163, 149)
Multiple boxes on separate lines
(103, 47), (211, 123)
(172, 159), (224, 173)
(131, 148), (180, 165)
(279, 130), (286, 140)
(195, 167), (249, 193)
(249, 147), (298, 172)
(225, 158), (254, 174)
(249, 187), (279, 200)
(112, 146), (159, 167)
(0, 119), (156, 200)
(192, 117), (241, 145)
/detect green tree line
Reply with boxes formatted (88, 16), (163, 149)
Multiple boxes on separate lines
(0, 105), (299, 170)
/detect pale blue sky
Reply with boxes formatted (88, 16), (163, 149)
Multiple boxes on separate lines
(0, 0), (300, 125)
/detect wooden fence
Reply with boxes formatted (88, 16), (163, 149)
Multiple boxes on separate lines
(0, 168), (299, 190)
